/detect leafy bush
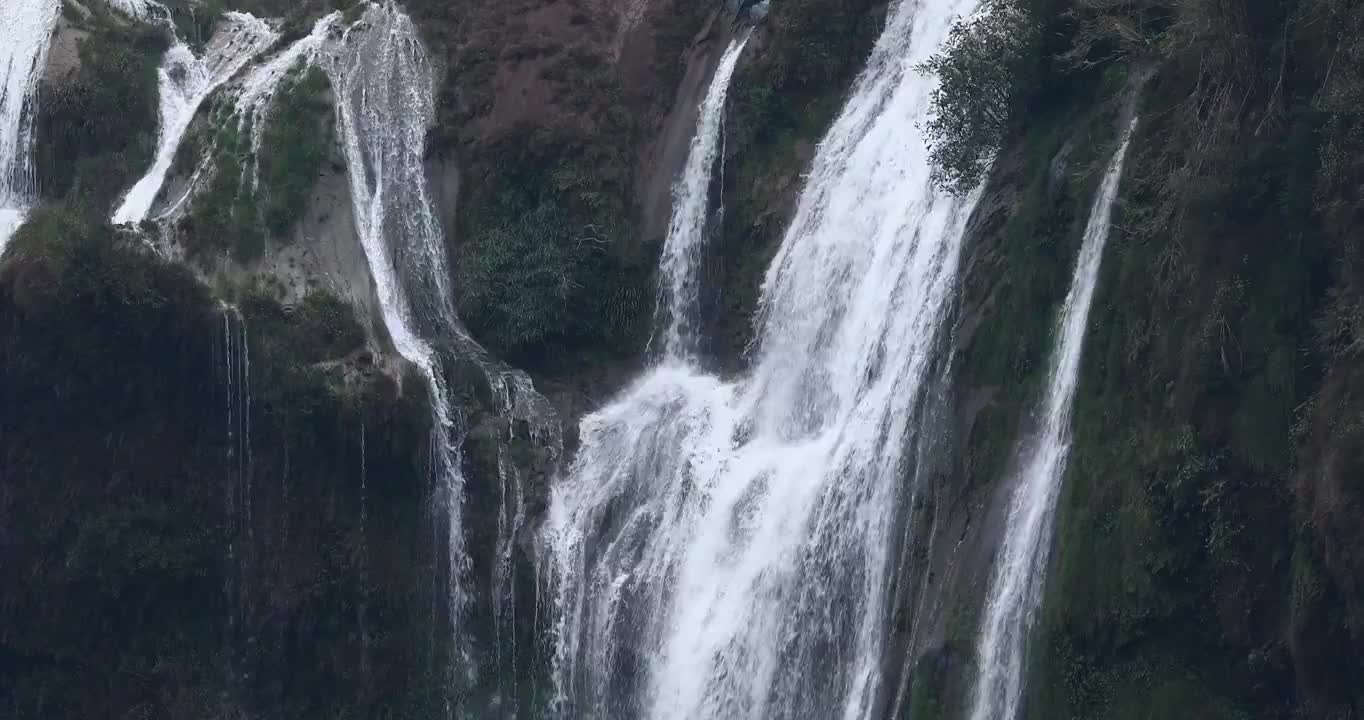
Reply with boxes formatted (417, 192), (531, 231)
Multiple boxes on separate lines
(457, 163), (651, 364)
(458, 193), (585, 354)
(919, 0), (1039, 192)
(456, 130), (652, 367)
(240, 287), (366, 366)
(35, 22), (165, 215)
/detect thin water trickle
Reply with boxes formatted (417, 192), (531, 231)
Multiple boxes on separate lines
(220, 306), (252, 642)
(967, 121), (1137, 720)
(545, 0), (984, 716)
(0, 0), (60, 254)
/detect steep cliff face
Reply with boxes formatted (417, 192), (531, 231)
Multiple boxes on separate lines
(0, 210), (444, 718)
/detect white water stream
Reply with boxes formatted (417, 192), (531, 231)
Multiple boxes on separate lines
(967, 121), (1136, 720)
(111, 12), (276, 225)
(0, 0), (60, 254)
(654, 32), (751, 359)
(545, 0), (984, 716)
(106, 0), (160, 20)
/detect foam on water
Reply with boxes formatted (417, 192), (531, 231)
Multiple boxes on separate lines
(546, 0), (985, 716)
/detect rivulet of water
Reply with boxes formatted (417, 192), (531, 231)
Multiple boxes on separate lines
(967, 121), (1136, 720)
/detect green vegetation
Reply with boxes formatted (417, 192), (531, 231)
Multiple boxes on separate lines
(923, 0), (1364, 715)
(919, 0), (1040, 192)
(400, 0), (715, 373)
(257, 65), (334, 236)
(178, 62), (334, 263)
(457, 131), (653, 368)
(35, 12), (165, 217)
(177, 102), (261, 261)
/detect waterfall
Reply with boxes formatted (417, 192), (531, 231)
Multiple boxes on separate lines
(654, 32), (751, 359)
(200, 6), (560, 694)
(967, 121), (1136, 720)
(232, 12), (341, 189)
(111, 12), (276, 225)
(0, 0), (59, 254)
(545, 0), (983, 716)
(135, 9), (561, 697)
(324, 9), (477, 675)
(220, 305), (252, 641)
(492, 440), (526, 714)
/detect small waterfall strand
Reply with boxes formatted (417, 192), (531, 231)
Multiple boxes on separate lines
(967, 120), (1137, 720)
(220, 306), (252, 644)
(653, 31), (752, 360)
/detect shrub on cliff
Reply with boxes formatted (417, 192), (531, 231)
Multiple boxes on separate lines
(919, 0), (1039, 193)
(457, 133), (652, 367)
(256, 64), (334, 237)
(35, 21), (164, 215)
(457, 177), (648, 365)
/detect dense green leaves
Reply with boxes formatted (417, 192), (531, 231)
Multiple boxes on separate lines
(257, 66), (334, 237)
(457, 137), (652, 367)
(919, 0), (1039, 193)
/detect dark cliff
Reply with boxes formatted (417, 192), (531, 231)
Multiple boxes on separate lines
(0, 210), (444, 717)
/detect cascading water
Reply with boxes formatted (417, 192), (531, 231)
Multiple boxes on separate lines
(232, 12), (341, 187)
(0, 0), (60, 254)
(156, 12), (562, 699)
(545, 0), (983, 716)
(111, 12), (276, 225)
(324, 9), (476, 672)
(654, 32), (751, 359)
(967, 121), (1136, 720)
(213, 8), (563, 701)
